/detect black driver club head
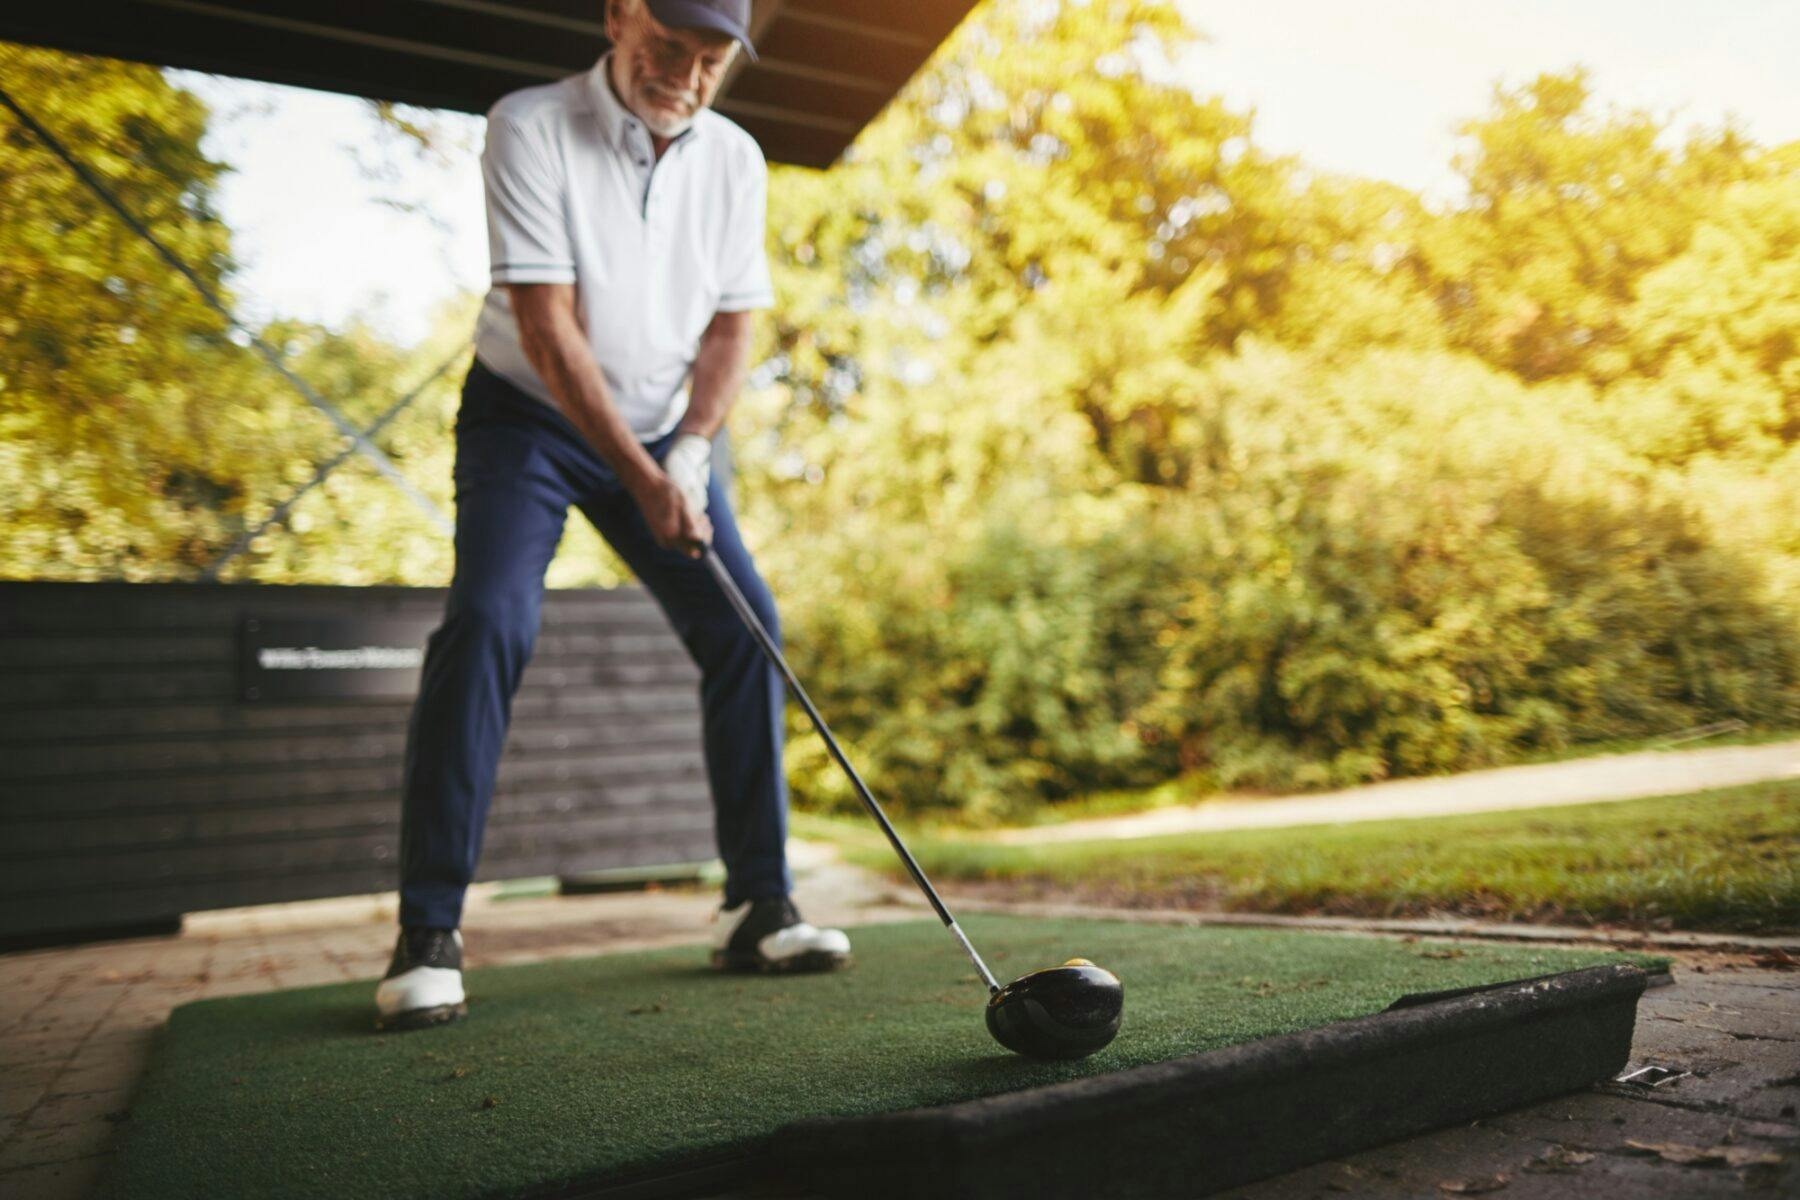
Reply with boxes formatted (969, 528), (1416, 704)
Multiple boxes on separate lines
(985, 958), (1124, 1060)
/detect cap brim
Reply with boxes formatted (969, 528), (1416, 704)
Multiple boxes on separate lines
(643, 1), (759, 61)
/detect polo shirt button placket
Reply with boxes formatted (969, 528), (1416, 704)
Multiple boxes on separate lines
(626, 124), (652, 219)
(641, 133), (666, 238)
(649, 178), (672, 244)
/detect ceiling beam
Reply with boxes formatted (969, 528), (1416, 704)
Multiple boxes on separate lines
(0, 0), (977, 167)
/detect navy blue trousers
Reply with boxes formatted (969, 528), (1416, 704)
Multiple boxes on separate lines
(397, 358), (792, 930)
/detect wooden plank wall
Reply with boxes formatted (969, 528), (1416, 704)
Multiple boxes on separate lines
(0, 582), (716, 941)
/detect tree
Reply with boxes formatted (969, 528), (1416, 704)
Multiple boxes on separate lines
(0, 44), (477, 584)
(0, 44), (251, 577)
(732, 4), (1800, 815)
(1601, 159), (1800, 463)
(1409, 68), (1764, 385)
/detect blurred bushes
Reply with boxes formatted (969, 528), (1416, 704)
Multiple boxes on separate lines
(773, 340), (1799, 821)
(744, 4), (1800, 820)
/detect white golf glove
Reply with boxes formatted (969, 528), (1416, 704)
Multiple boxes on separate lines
(663, 433), (712, 516)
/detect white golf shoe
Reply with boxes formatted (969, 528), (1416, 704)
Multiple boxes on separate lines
(711, 896), (851, 973)
(374, 927), (467, 1030)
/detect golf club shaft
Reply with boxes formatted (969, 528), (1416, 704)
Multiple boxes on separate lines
(700, 545), (1000, 994)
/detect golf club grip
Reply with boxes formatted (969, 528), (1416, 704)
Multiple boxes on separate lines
(699, 547), (961, 930)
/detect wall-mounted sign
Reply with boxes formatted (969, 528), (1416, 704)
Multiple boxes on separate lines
(238, 616), (433, 701)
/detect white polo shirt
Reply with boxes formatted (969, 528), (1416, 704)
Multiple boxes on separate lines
(472, 53), (775, 441)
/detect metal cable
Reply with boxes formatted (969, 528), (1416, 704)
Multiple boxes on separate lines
(0, 80), (454, 534)
(202, 338), (473, 578)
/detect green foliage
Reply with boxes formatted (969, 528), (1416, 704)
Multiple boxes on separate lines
(781, 511), (1191, 824)
(5, 3), (1799, 822)
(742, 1), (1800, 817)
(1601, 163), (1800, 462)
(1, 44), (244, 577)
(0, 45), (627, 586)
(1142, 345), (1798, 790)
(1412, 68), (1767, 385)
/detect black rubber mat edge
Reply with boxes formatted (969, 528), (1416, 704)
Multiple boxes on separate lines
(767, 963), (1651, 1200)
(1383, 959), (1669, 1009)
(527, 1151), (766, 1200)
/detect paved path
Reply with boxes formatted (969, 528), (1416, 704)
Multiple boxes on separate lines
(985, 739), (1800, 845)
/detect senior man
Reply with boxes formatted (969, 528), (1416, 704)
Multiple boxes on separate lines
(375, 0), (849, 1031)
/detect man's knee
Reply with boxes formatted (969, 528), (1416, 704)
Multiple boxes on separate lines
(438, 589), (543, 663)
(683, 589), (780, 665)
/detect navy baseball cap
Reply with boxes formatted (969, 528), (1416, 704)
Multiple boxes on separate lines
(645, 0), (759, 61)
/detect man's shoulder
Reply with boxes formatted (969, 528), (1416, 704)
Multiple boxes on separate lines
(695, 109), (767, 176)
(486, 74), (589, 132)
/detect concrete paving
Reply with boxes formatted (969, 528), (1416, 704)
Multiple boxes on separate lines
(985, 738), (1800, 844)
(0, 842), (1792, 1199)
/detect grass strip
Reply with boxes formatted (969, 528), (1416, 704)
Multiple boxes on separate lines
(826, 781), (1800, 932)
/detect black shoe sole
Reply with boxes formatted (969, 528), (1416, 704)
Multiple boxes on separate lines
(710, 948), (851, 974)
(374, 1001), (468, 1032)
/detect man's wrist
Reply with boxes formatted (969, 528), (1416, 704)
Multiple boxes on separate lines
(618, 451), (667, 497)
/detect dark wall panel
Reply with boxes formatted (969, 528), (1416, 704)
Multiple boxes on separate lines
(0, 581), (716, 941)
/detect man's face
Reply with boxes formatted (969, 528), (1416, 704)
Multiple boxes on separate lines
(607, 2), (738, 138)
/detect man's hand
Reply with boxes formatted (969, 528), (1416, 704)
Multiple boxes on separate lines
(632, 472), (712, 557)
(508, 284), (711, 557)
(663, 433), (713, 517)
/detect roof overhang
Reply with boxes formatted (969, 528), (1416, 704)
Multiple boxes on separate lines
(0, 0), (975, 168)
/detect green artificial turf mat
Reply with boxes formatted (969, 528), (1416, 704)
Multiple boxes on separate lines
(102, 915), (1662, 1200)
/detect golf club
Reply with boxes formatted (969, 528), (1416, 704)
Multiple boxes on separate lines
(700, 543), (1123, 1059)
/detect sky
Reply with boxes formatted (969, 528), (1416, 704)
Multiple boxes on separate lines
(165, 0), (1799, 347)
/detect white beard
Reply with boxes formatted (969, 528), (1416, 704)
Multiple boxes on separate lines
(640, 108), (695, 138)
(637, 83), (700, 138)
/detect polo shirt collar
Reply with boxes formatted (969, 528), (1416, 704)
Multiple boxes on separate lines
(586, 52), (702, 154)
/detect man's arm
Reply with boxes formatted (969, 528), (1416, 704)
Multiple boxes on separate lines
(677, 309), (756, 440)
(508, 282), (656, 485)
(508, 282), (711, 554)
